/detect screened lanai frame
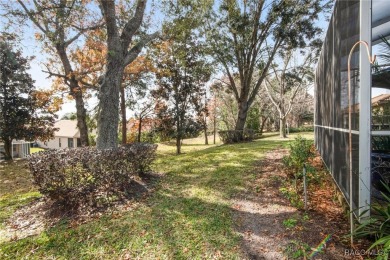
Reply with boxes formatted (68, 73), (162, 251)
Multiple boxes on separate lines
(315, 0), (390, 219)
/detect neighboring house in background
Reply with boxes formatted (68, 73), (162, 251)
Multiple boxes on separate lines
(0, 140), (31, 160)
(37, 120), (81, 149)
(372, 94), (390, 130)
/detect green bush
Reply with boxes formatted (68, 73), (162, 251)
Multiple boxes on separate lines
(288, 126), (314, 133)
(283, 135), (315, 178)
(355, 182), (390, 260)
(140, 131), (160, 143)
(280, 186), (304, 209)
(28, 143), (157, 210)
(284, 240), (312, 259)
(218, 129), (256, 144)
(123, 143), (157, 175)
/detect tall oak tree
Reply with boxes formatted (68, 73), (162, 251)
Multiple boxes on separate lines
(206, 0), (329, 140)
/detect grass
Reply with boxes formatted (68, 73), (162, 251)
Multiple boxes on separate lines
(283, 218), (298, 229)
(284, 240), (312, 259)
(0, 132), (311, 259)
(0, 160), (41, 231)
(30, 148), (44, 154)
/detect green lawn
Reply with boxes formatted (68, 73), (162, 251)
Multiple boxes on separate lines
(0, 160), (40, 231)
(30, 147), (44, 154)
(0, 133), (311, 259)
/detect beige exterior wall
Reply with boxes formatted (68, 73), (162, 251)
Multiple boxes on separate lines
(37, 137), (80, 149)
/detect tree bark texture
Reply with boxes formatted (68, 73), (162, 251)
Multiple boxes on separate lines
(204, 125), (208, 145)
(97, 0), (157, 149)
(57, 46), (89, 147)
(235, 101), (249, 140)
(74, 90), (89, 146)
(176, 111), (182, 154)
(3, 138), (12, 160)
(176, 130), (181, 155)
(138, 117), (142, 143)
(259, 116), (268, 135)
(97, 62), (123, 149)
(280, 117), (287, 138)
(120, 87), (127, 144)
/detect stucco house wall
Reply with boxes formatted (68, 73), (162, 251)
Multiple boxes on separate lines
(37, 120), (81, 149)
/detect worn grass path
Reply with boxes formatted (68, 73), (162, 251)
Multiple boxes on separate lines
(0, 134), (309, 259)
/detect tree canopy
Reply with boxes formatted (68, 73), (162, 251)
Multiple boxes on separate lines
(205, 0), (328, 139)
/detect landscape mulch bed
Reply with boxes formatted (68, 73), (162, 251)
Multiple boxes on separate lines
(233, 148), (370, 260)
(1, 173), (161, 242)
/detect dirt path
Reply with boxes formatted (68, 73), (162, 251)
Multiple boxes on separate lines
(233, 149), (296, 259)
(233, 149), (357, 260)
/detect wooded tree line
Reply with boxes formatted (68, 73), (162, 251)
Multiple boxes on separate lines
(0, 0), (330, 156)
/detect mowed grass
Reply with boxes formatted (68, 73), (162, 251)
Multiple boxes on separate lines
(30, 147), (45, 154)
(0, 133), (311, 259)
(0, 160), (41, 231)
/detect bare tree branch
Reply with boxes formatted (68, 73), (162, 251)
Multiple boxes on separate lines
(123, 32), (159, 66)
(120, 0), (147, 48)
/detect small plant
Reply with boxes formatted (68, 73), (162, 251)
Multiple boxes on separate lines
(283, 218), (298, 229)
(281, 135), (317, 208)
(280, 185), (304, 209)
(284, 240), (312, 259)
(354, 182), (390, 260)
(283, 135), (315, 177)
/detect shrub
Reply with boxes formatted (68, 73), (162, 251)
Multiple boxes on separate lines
(218, 129), (256, 144)
(288, 126), (314, 133)
(355, 182), (390, 259)
(279, 186), (304, 209)
(140, 131), (160, 143)
(123, 143), (157, 175)
(28, 143), (157, 210)
(283, 135), (315, 178)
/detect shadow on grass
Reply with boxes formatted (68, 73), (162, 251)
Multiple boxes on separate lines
(257, 133), (280, 139)
(0, 138), (294, 259)
(0, 193), (298, 259)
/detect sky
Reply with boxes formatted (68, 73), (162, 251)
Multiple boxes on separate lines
(0, 0), (164, 119)
(2, 0), (388, 119)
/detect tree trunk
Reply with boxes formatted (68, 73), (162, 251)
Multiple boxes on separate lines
(97, 63), (124, 149)
(74, 90), (89, 147)
(176, 134), (181, 154)
(3, 138), (12, 160)
(259, 116), (268, 135)
(213, 114), (216, 145)
(280, 117), (287, 138)
(204, 125), (208, 145)
(138, 117), (142, 143)
(56, 46), (89, 147)
(234, 101), (249, 141)
(120, 86), (127, 144)
(176, 114), (181, 154)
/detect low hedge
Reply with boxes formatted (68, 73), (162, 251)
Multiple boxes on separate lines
(288, 126), (314, 133)
(28, 143), (157, 210)
(218, 129), (256, 144)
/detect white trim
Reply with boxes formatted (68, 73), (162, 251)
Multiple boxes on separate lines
(314, 124), (359, 135)
(358, 0), (372, 220)
(372, 131), (390, 136)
